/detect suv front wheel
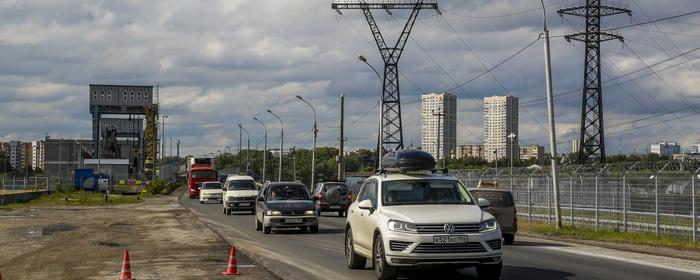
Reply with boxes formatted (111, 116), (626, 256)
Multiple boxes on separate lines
(373, 233), (398, 280)
(345, 227), (366, 269)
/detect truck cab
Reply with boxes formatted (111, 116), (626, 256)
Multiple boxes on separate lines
(188, 167), (217, 199)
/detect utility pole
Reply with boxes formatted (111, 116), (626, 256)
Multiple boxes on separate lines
(338, 94), (345, 181)
(508, 133), (517, 176)
(432, 110), (445, 168)
(543, 0), (563, 229)
(238, 122), (242, 168)
(332, 1), (440, 163)
(558, 0), (631, 163)
(176, 139), (180, 159)
(253, 117), (268, 184)
(267, 110), (284, 182)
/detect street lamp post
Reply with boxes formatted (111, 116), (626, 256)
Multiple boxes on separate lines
(296, 95), (317, 190)
(253, 117), (268, 184)
(508, 133), (517, 175)
(238, 123), (250, 174)
(267, 109), (284, 182)
(540, 0), (563, 229)
(358, 54), (385, 170)
(493, 149), (498, 177)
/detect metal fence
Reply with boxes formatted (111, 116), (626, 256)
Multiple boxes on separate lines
(453, 161), (699, 242)
(0, 177), (52, 192)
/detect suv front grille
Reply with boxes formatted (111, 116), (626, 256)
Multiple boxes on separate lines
(412, 243), (486, 254)
(236, 196), (256, 201)
(485, 239), (502, 250)
(389, 241), (413, 252)
(415, 224), (480, 234)
(281, 211), (305, 216)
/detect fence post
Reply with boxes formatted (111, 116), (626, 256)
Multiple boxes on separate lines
(528, 176), (532, 222)
(692, 174), (696, 243)
(622, 174), (627, 232)
(655, 174), (659, 237)
(595, 175), (599, 230)
(570, 176), (574, 225)
(547, 178), (552, 224)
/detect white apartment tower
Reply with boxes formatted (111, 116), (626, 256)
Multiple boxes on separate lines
(421, 93), (457, 162)
(484, 95), (519, 162)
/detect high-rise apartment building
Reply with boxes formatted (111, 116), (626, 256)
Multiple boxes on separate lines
(484, 95), (519, 162)
(32, 141), (45, 170)
(421, 93), (457, 162)
(650, 141), (681, 157)
(520, 144), (545, 162)
(455, 144), (484, 159)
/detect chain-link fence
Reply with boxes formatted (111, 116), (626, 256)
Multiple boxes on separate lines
(454, 161), (699, 242)
(0, 177), (52, 192)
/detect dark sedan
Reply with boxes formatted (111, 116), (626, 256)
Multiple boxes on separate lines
(254, 182), (319, 234)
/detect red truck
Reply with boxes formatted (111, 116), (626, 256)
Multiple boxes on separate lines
(187, 157), (217, 198)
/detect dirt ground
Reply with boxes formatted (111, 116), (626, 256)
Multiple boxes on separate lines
(0, 192), (278, 280)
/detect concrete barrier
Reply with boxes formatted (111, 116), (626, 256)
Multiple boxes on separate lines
(0, 190), (46, 206)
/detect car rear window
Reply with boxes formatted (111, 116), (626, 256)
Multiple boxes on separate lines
(268, 184), (309, 200)
(469, 190), (514, 207)
(191, 170), (216, 179)
(323, 184), (348, 195)
(229, 180), (256, 190)
(201, 182), (221, 189)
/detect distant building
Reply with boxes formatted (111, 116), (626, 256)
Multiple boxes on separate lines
(484, 95), (518, 162)
(0, 142), (8, 153)
(43, 139), (92, 179)
(520, 145), (545, 162)
(455, 145), (484, 159)
(8, 141), (32, 170)
(32, 141), (45, 170)
(572, 140), (580, 154)
(650, 141), (681, 157)
(689, 143), (700, 155)
(421, 93), (457, 162)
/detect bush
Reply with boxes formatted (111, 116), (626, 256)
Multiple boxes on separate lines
(146, 179), (168, 195)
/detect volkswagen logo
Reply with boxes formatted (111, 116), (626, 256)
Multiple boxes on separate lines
(443, 223), (455, 234)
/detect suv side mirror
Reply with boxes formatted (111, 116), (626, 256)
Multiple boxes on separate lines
(358, 199), (373, 210)
(478, 198), (490, 209)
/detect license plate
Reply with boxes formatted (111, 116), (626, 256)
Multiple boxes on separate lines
(238, 202), (250, 206)
(433, 235), (469, 244)
(285, 218), (302, 223)
(329, 205), (341, 209)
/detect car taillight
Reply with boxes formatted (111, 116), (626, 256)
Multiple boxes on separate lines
(318, 192), (323, 202)
(347, 192), (352, 201)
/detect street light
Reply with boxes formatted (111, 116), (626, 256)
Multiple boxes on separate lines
(540, 0), (562, 230)
(237, 123), (250, 174)
(493, 149), (498, 176)
(253, 117), (268, 184)
(267, 109), (284, 182)
(296, 94), (317, 190)
(358, 54), (384, 170)
(508, 133), (517, 175)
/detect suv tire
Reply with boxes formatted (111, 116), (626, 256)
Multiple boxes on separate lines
(255, 215), (262, 231)
(345, 228), (366, 269)
(309, 225), (319, 234)
(476, 262), (502, 280)
(503, 234), (514, 245)
(338, 211), (345, 217)
(373, 233), (398, 280)
(262, 214), (271, 234)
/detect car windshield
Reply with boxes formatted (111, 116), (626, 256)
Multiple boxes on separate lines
(229, 180), (256, 190)
(201, 182), (221, 189)
(191, 170), (216, 179)
(469, 190), (514, 207)
(382, 180), (474, 206)
(268, 184), (309, 201)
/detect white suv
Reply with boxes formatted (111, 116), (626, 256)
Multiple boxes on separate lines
(344, 152), (502, 280)
(222, 175), (258, 215)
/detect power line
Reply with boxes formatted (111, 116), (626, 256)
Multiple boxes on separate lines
(604, 9), (700, 31)
(445, 0), (566, 19)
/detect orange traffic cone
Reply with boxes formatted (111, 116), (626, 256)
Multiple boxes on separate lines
(119, 249), (133, 280)
(222, 244), (240, 275)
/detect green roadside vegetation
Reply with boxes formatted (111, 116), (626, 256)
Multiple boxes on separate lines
(0, 179), (183, 209)
(520, 220), (700, 252)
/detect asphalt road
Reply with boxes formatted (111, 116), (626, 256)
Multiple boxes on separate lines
(181, 197), (699, 280)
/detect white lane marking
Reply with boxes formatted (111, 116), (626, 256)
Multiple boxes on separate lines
(538, 245), (700, 276)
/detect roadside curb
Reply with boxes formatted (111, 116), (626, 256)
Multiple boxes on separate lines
(177, 195), (287, 280)
(518, 231), (700, 262)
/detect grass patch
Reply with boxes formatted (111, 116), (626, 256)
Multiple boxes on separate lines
(0, 191), (145, 209)
(520, 220), (700, 252)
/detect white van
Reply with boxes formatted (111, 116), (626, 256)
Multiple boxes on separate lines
(222, 175), (258, 215)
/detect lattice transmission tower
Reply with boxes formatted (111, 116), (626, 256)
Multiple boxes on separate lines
(332, 0), (440, 156)
(558, 1), (631, 163)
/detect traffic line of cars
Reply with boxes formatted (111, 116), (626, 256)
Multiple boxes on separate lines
(189, 149), (517, 280)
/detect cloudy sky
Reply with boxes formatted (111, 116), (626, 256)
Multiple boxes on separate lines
(0, 0), (699, 157)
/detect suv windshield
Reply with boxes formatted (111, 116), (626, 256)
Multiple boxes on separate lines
(268, 184), (309, 201)
(382, 180), (474, 206)
(191, 170), (216, 179)
(469, 190), (514, 207)
(201, 182), (221, 189)
(229, 180), (256, 190)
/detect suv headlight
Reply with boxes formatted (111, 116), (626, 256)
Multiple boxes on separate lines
(480, 218), (498, 232)
(305, 210), (315, 216)
(266, 210), (282, 216)
(387, 220), (417, 233)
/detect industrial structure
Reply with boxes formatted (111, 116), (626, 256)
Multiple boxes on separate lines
(558, 0), (631, 163)
(332, 0), (440, 162)
(89, 84), (159, 179)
